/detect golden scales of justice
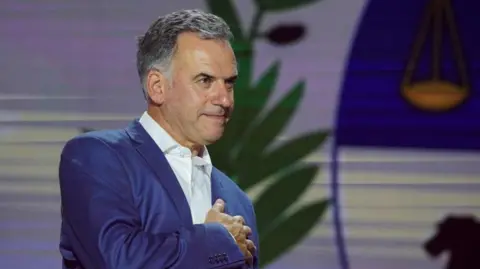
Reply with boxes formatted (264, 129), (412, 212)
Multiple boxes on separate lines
(401, 0), (469, 112)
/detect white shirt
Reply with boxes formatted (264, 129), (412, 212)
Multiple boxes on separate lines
(139, 112), (213, 224)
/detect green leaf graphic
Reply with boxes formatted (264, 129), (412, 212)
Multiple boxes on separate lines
(231, 41), (254, 90)
(254, 164), (319, 235)
(238, 131), (329, 191)
(250, 60), (281, 108)
(235, 81), (305, 165)
(255, 0), (323, 12)
(258, 199), (330, 268)
(230, 61), (281, 148)
(206, 0), (245, 39)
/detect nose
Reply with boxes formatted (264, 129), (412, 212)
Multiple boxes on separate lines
(212, 82), (234, 108)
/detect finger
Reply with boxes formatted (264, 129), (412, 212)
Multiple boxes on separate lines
(232, 215), (245, 224)
(211, 199), (225, 212)
(242, 225), (252, 236)
(232, 223), (246, 239)
(219, 212), (234, 224)
(240, 243), (253, 265)
(246, 239), (256, 253)
(245, 249), (254, 266)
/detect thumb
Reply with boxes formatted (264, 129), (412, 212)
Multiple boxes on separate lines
(211, 199), (225, 212)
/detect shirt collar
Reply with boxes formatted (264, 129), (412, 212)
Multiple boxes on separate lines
(138, 111), (212, 166)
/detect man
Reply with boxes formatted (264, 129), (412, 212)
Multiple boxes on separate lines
(59, 9), (259, 269)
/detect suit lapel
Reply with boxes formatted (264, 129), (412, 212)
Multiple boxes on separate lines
(125, 120), (193, 226)
(211, 168), (230, 215)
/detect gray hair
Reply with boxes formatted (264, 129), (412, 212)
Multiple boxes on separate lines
(136, 9), (234, 98)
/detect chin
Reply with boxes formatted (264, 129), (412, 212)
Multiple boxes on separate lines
(203, 131), (224, 145)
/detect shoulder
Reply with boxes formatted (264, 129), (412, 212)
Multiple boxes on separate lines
(59, 128), (134, 185)
(61, 128), (130, 160)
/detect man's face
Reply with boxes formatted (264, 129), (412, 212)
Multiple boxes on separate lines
(158, 32), (237, 146)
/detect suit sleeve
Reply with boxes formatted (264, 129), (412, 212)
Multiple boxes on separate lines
(59, 135), (245, 269)
(248, 201), (261, 269)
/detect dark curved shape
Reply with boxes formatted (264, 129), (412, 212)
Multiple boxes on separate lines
(424, 215), (480, 269)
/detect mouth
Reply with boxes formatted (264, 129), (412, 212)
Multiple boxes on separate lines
(203, 114), (227, 123)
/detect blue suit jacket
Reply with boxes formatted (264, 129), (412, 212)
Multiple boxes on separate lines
(58, 120), (260, 269)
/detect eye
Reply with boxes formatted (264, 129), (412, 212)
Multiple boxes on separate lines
(198, 76), (213, 87)
(225, 79), (236, 90)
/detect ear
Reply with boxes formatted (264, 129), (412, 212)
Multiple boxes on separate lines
(146, 69), (168, 104)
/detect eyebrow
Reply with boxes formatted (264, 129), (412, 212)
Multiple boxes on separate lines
(194, 72), (238, 82)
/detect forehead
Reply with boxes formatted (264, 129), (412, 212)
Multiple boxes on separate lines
(173, 32), (237, 76)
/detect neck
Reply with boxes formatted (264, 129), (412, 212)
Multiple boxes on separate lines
(146, 106), (204, 156)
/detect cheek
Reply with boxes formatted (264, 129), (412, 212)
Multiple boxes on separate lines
(190, 88), (211, 108)
(185, 93), (207, 121)
(170, 81), (209, 119)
